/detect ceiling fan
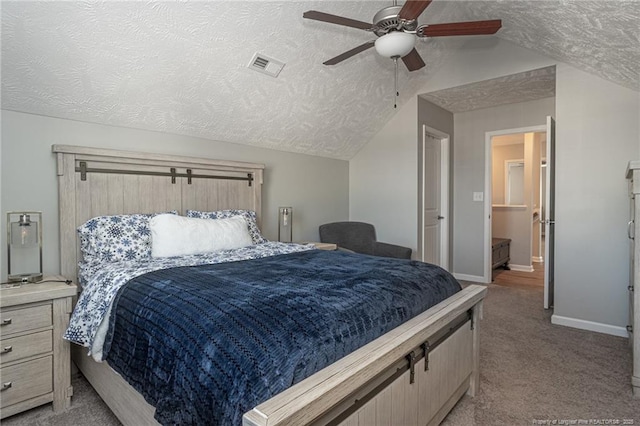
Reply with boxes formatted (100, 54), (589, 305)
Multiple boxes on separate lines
(303, 0), (502, 72)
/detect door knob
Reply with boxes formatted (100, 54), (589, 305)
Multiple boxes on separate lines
(437, 215), (445, 220)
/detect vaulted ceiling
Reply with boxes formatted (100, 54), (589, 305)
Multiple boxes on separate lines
(2, 1), (638, 160)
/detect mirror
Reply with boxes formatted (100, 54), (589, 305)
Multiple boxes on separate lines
(506, 160), (525, 205)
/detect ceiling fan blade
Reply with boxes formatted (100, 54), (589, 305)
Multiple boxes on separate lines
(398, 1), (433, 21)
(303, 10), (373, 30)
(401, 48), (426, 71)
(323, 41), (376, 65)
(419, 19), (502, 37)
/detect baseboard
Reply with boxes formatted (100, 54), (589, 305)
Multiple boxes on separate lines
(508, 264), (534, 272)
(532, 256), (544, 263)
(453, 273), (486, 283)
(551, 315), (629, 338)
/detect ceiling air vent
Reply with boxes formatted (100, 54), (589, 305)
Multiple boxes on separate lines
(248, 53), (285, 78)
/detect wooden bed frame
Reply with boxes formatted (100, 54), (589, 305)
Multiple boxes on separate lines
(53, 145), (486, 426)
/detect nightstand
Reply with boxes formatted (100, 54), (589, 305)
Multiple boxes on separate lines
(0, 277), (76, 418)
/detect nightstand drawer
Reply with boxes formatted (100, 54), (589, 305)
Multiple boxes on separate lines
(0, 304), (52, 336)
(0, 330), (52, 365)
(0, 356), (53, 409)
(0, 280), (75, 417)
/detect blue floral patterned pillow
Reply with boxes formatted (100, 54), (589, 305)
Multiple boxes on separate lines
(78, 212), (177, 263)
(186, 209), (267, 244)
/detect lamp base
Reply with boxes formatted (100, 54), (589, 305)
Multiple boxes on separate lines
(8, 273), (43, 284)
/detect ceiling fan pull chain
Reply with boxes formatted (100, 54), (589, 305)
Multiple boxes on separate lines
(394, 57), (399, 108)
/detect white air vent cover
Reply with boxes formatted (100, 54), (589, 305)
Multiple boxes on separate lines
(248, 53), (285, 78)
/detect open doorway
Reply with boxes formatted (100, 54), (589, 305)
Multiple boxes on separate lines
(490, 130), (546, 288)
(484, 118), (556, 309)
(491, 131), (545, 273)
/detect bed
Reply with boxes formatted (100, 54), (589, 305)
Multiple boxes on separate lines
(53, 145), (486, 426)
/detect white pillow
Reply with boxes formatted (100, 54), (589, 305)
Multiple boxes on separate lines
(150, 214), (253, 258)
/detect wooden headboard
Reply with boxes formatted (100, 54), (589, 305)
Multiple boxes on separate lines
(53, 145), (264, 281)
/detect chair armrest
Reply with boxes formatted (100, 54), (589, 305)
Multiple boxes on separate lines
(336, 247), (356, 254)
(374, 242), (412, 259)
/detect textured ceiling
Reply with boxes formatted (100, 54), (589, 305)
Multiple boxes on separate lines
(2, 1), (639, 160)
(421, 66), (556, 113)
(437, 0), (640, 93)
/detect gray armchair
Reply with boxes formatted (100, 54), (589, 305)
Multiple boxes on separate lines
(318, 221), (412, 259)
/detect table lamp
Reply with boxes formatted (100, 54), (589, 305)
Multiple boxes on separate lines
(7, 212), (43, 283)
(278, 207), (293, 243)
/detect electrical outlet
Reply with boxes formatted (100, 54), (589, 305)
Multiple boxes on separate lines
(473, 192), (484, 202)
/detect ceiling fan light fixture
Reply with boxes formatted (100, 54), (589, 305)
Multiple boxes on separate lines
(374, 31), (416, 58)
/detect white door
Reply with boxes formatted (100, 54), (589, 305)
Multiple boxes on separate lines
(422, 131), (447, 267)
(544, 116), (556, 309)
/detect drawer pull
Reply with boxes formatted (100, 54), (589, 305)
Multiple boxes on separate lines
(1, 346), (13, 354)
(1, 382), (12, 391)
(0, 318), (12, 326)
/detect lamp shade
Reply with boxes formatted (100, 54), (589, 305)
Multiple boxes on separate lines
(374, 31), (416, 58)
(10, 217), (38, 246)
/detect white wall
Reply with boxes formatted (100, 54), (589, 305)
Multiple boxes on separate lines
(348, 96), (457, 259)
(553, 64), (639, 333)
(350, 39), (640, 335)
(351, 39), (555, 259)
(418, 98), (455, 265)
(1, 111), (349, 279)
(349, 97), (420, 252)
(453, 97), (554, 278)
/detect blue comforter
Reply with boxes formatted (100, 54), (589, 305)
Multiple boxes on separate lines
(103, 249), (461, 425)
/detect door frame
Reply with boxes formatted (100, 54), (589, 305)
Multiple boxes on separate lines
(419, 125), (450, 269)
(483, 124), (547, 283)
(543, 115), (556, 309)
